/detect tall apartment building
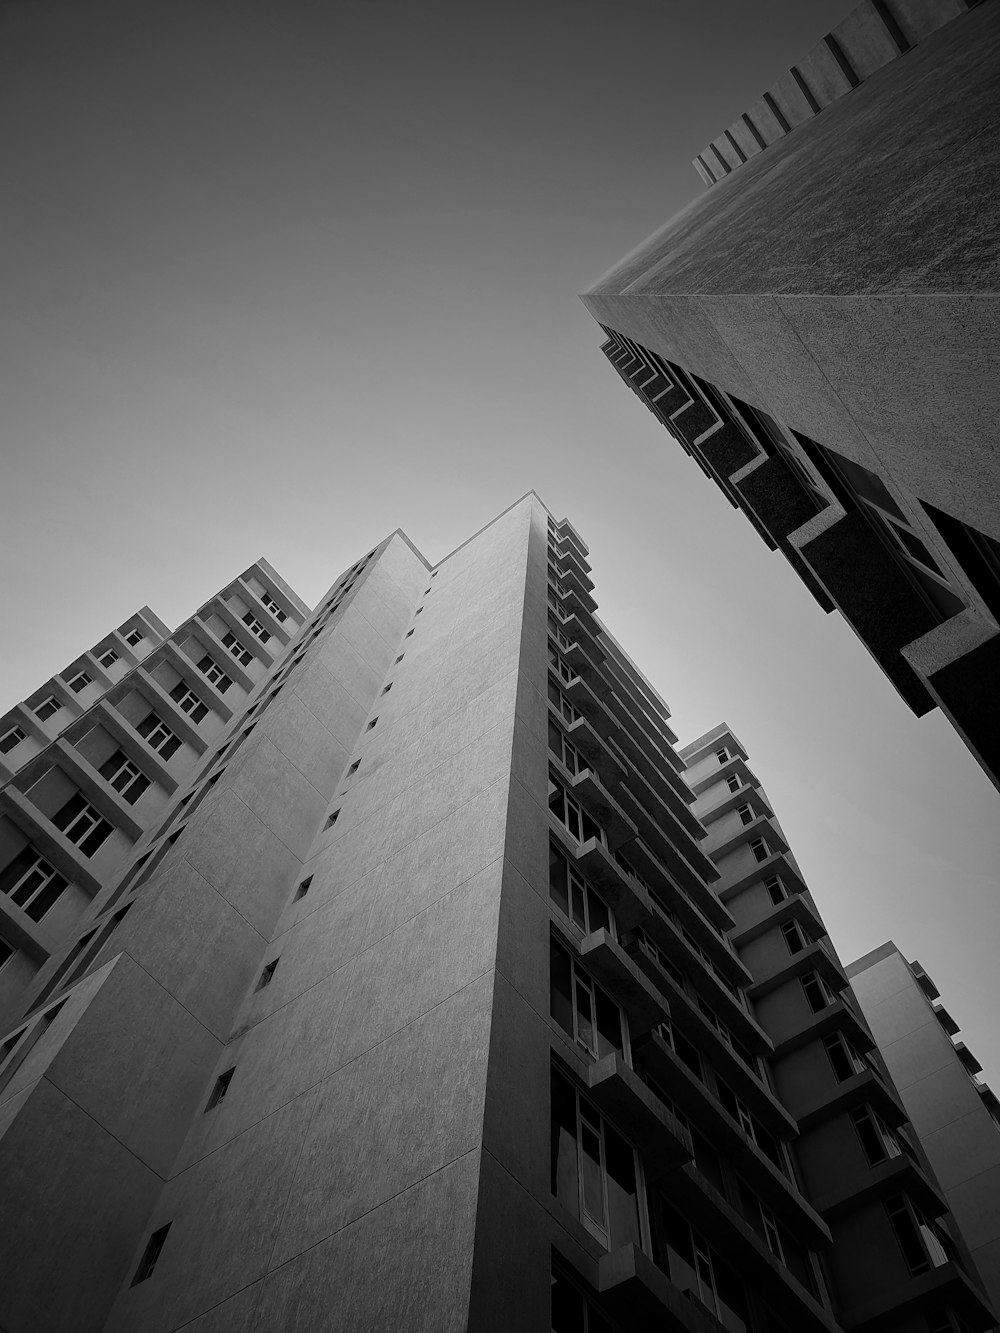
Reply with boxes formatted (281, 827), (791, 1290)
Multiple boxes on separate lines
(581, 0), (1000, 792)
(0, 493), (994, 1333)
(849, 944), (1000, 1315)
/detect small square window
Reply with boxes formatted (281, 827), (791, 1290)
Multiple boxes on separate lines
(749, 838), (769, 863)
(205, 1067), (235, 1111)
(725, 773), (741, 794)
(715, 747), (729, 764)
(294, 876), (312, 901)
(737, 804), (754, 826)
(256, 960), (278, 990)
(325, 809), (340, 828)
(0, 725), (27, 755)
(131, 1223), (171, 1286)
(366, 717), (377, 730)
(67, 671), (92, 694)
(98, 648), (120, 669)
(124, 628), (144, 647)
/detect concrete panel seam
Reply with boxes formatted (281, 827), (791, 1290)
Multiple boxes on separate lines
(37, 1071), (169, 1182)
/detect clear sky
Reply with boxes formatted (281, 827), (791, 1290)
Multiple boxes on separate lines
(3, 0), (997, 1080)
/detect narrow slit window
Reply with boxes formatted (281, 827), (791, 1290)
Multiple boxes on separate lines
(294, 876), (312, 901)
(325, 809), (340, 828)
(205, 1067), (235, 1111)
(256, 960), (278, 990)
(347, 760), (360, 776)
(131, 1224), (171, 1286)
(366, 717), (377, 730)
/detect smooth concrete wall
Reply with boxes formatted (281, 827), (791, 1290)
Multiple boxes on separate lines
(103, 505), (535, 1331)
(851, 946), (1000, 1312)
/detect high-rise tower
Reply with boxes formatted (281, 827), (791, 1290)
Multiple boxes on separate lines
(0, 494), (994, 1332)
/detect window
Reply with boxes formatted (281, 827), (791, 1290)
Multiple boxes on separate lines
(98, 648), (120, 669)
(256, 960), (278, 990)
(325, 809), (340, 828)
(801, 970), (837, 1014)
(549, 843), (612, 937)
(749, 838), (769, 863)
(131, 1224), (171, 1286)
(260, 592), (287, 623)
(726, 773), (741, 794)
(0, 726), (26, 756)
(550, 1268), (619, 1333)
(548, 678), (580, 726)
(736, 804), (754, 826)
(67, 671), (92, 694)
(394, 655), (404, 664)
(0, 848), (69, 922)
(381, 682), (393, 695)
(759, 1201), (785, 1262)
(366, 717), (378, 730)
(205, 1067), (235, 1111)
(715, 747), (729, 764)
(242, 611), (270, 642)
(221, 632), (253, 667)
(780, 919), (806, 955)
(550, 937), (625, 1060)
(548, 773), (604, 846)
(293, 876), (312, 901)
(124, 628), (144, 646)
(33, 696), (61, 723)
(347, 759), (360, 776)
(405, 628), (414, 638)
(824, 1031), (868, 1082)
(550, 1066), (642, 1250)
(197, 655), (233, 693)
(52, 794), (114, 857)
(549, 644), (575, 685)
(414, 607), (423, 616)
(549, 720), (586, 777)
(169, 682), (209, 723)
(0, 936), (14, 972)
(764, 876), (786, 906)
(136, 713), (181, 759)
(98, 751), (150, 805)
(654, 1018), (702, 1081)
(650, 1199), (749, 1329)
(852, 1105), (909, 1166)
(886, 1196), (954, 1275)
(926, 1311), (975, 1333)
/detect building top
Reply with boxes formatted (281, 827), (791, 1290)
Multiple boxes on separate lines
(692, 0), (977, 187)
(583, 1), (998, 300)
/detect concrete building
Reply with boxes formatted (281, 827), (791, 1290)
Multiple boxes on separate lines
(0, 493), (994, 1332)
(849, 944), (1000, 1316)
(581, 0), (1000, 793)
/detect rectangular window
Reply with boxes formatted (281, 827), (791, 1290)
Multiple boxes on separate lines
(33, 696), (61, 723)
(852, 1105), (908, 1166)
(654, 1018), (702, 1081)
(801, 970), (836, 1014)
(0, 848), (69, 922)
(260, 592), (287, 623)
(550, 1066), (642, 1250)
(52, 793), (114, 857)
(548, 772), (604, 846)
(67, 671), (92, 694)
(0, 726), (26, 756)
(548, 645), (575, 685)
(242, 611), (270, 641)
(886, 1197), (954, 1275)
(550, 937), (625, 1061)
(221, 632), (253, 667)
(726, 773), (741, 794)
(325, 810), (340, 828)
(136, 712), (181, 760)
(98, 750), (151, 805)
(780, 919), (806, 955)
(293, 876), (312, 901)
(548, 677), (580, 726)
(824, 1031), (868, 1083)
(764, 876), (786, 906)
(131, 1223), (171, 1286)
(124, 628), (144, 646)
(0, 936), (14, 971)
(715, 748), (729, 764)
(749, 838), (769, 863)
(549, 719), (586, 777)
(736, 804), (754, 826)
(549, 842), (612, 937)
(98, 648), (120, 669)
(197, 655), (233, 693)
(205, 1067), (235, 1111)
(169, 682), (209, 723)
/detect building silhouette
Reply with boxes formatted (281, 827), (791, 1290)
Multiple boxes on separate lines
(0, 493), (994, 1331)
(581, 0), (1000, 793)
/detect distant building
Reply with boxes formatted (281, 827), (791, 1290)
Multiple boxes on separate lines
(582, 0), (1000, 793)
(0, 494), (994, 1332)
(849, 943), (1000, 1316)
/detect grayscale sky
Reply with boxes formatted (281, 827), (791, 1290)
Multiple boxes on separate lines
(2, 0), (997, 1079)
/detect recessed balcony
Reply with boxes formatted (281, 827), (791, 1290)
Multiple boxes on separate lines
(578, 928), (671, 1034)
(586, 1053), (692, 1178)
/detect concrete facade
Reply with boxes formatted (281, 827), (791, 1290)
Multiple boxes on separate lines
(0, 495), (995, 1331)
(582, 1), (1000, 792)
(849, 943), (1000, 1317)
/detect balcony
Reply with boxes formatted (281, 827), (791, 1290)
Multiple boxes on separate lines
(748, 942), (850, 1004)
(561, 715), (627, 788)
(729, 892), (826, 951)
(597, 1245), (723, 1333)
(557, 612), (605, 665)
(578, 929), (671, 1034)
(625, 836), (730, 934)
(562, 641), (611, 701)
(611, 753), (706, 849)
(811, 1153), (947, 1223)
(565, 769), (636, 852)
(793, 1068), (906, 1133)
(586, 1054), (692, 1178)
(840, 1262), (996, 1332)
(563, 675), (621, 746)
(716, 849), (809, 905)
(705, 812), (790, 864)
(770, 998), (875, 1060)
